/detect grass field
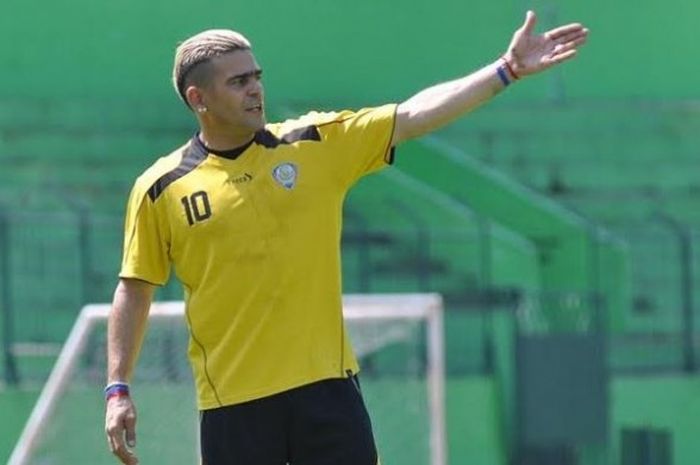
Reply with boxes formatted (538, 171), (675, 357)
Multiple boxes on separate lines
(17, 378), (430, 465)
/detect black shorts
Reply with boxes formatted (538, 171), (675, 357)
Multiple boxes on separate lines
(200, 375), (378, 465)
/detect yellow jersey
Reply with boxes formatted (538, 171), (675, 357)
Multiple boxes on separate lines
(119, 104), (397, 409)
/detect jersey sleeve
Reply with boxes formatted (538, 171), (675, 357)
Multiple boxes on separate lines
(318, 103), (397, 187)
(119, 183), (171, 286)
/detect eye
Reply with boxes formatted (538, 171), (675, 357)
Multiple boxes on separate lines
(228, 71), (262, 88)
(232, 77), (248, 87)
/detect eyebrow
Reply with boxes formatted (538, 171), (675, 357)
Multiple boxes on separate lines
(227, 69), (263, 82)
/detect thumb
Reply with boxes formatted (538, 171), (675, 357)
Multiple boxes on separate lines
(521, 10), (537, 35)
(124, 415), (137, 448)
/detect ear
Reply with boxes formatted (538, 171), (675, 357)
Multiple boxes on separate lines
(185, 86), (205, 111)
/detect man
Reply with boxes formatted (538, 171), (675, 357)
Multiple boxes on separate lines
(105, 11), (587, 465)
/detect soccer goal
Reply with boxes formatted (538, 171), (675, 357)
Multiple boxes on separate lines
(9, 294), (446, 465)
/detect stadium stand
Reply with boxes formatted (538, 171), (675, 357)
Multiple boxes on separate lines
(2, 93), (699, 465)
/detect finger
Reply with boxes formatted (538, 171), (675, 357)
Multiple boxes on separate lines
(124, 414), (137, 448)
(552, 36), (588, 55)
(543, 49), (578, 66)
(545, 23), (586, 41)
(553, 28), (589, 46)
(107, 434), (117, 454)
(107, 424), (138, 465)
(113, 438), (139, 465)
(106, 422), (125, 452)
(116, 448), (139, 465)
(521, 10), (537, 35)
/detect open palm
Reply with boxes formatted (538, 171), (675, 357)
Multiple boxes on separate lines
(505, 11), (589, 77)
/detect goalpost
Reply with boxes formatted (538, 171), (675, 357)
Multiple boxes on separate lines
(9, 294), (446, 465)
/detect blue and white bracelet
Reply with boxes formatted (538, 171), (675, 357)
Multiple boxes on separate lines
(104, 382), (130, 401)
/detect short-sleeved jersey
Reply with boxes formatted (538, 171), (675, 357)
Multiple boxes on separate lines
(120, 104), (397, 409)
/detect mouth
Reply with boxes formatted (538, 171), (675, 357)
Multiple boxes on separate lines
(246, 104), (263, 113)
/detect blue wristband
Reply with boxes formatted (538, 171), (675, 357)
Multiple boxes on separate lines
(104, 382), (129, 392)
(497, 66), (511, 87)
(104, 382), (130, 400)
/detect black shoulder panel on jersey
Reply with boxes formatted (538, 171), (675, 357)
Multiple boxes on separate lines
(147, 139), (208, 202)
(254, 124), (321, 148)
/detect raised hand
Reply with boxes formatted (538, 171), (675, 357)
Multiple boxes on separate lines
(504, 10), (589, 78)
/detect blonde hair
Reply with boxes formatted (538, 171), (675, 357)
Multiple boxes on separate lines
(172, 29), (252, 107)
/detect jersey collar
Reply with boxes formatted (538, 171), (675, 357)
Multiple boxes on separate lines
(194, 133), (255, 160)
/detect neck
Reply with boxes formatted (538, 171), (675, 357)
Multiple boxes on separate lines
(199, 124), (256, 151)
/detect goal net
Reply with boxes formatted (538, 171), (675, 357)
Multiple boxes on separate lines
(10, 294), (446, 465)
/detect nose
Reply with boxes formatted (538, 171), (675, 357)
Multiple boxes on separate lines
(247, 79), (263, 97)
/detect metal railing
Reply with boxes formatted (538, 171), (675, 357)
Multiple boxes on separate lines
(1, 207), (698, 384)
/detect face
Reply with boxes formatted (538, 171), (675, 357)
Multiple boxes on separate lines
(193, 50), (266, 134)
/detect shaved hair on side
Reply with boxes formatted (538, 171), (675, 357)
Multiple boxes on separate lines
(172, 29), (252, 108)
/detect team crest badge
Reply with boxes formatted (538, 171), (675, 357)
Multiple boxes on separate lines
(272, 162), (298, 190)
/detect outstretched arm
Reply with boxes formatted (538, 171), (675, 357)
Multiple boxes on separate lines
(391, 10), (588, 146)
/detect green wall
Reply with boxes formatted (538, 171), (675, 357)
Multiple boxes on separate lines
(612, 376), (700, 465)
(1, 0), (697, 103)
(447, 377), (506, 465)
